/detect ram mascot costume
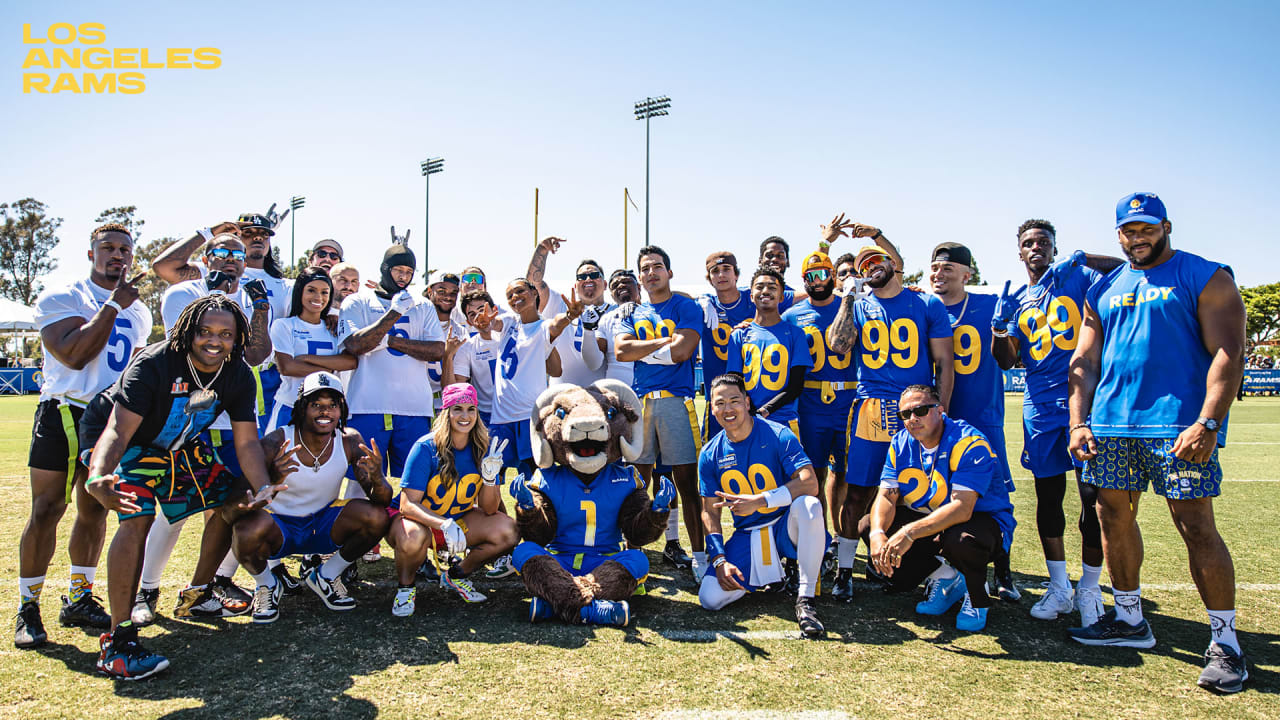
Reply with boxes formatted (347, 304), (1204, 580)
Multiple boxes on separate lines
(509, 380), (673, 626)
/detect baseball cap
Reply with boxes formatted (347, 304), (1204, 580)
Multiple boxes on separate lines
(236, 213), (275, 236)
(300, 371), (345, 400)
(609, 268), (636, 282)
(801, 251), (834, 274)
(1116, 192), (1167, 228)
(705, 251), (739, 272)
(312, 238), (344, 257)
(430, 272), (460, 287)
(931, 242), (973, 269)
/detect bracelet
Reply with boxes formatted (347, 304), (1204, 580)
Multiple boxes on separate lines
(872, 230), (884, 240)
(104, 299), (124, 313)
(991, 328), (1009, 338)
(197, 227), (214, 242)
(870, 528), (887, 538)
(1069, 422), (1090, 432)
(902, 527), (914, 541)
(711, 556), (727, 569)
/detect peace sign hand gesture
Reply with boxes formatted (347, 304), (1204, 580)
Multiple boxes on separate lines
(233, 482), (288, 513)
(269, 443), (302, 484)
(481, 436), (509, 484)
(992, 280), (1026, 333)
(109, 269), (145, 309)
(561, 288), (584, 320)
(356, 438), (385, 485)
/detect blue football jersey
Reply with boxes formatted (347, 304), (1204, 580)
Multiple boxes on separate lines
(698, 418), (812, 531)
(783, 298), (856, 420)
(700, 289), (758, 395)
(726, 320), (812, 423)
(394, 436), (485, 518)
(1013, 259), (1100, 407)
(946, 293), (1004, 428)
(850, 290), (952, 400)
(532, 462), (645, 556)
(619, 295), (703, 397)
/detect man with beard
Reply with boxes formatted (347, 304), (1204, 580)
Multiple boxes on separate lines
(83, 295), (282, 679)
(307, 239), (343, 273)
(827, 231), (954, 593)
(526, 237), (613, 386)
(598, 269), (641, 386)
(15, 223), (152, 648)
(992, 220), (1121, 627)
(329, 262), (360, 303)
(927, 242), (1019, 602)
(782, 251), (858, 598)
(697, 252), (757, 445)
(340, 243), (445, 485)
(424, 272), (468, 412)
(1069, 193), (1248, 693)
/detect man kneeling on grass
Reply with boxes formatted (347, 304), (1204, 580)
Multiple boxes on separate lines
(865, 384), (1016, 632)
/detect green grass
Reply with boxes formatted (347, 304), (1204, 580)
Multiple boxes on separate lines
(0, 394), (1277, 719)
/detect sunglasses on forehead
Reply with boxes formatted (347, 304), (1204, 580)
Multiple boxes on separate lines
(804, 268), (831, 283)
(897, 403), (939, 421)
(460, 272), (484, 284)
(207, 248), (246, 262)
(576, 270), (603, 281)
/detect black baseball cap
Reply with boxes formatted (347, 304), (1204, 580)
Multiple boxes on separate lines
(931, 242), (973, 269)
(237, 213), (275, 236)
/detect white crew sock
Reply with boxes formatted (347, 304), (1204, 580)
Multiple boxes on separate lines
(68, 565), (97, 602)
(1207, 609), (1239, 653)
(252, 567), (277, 589)
(1079, 563), (1102, 591)
(665, 513), (680, 542)
(319, 553), (352, 581)
(1113, 588), (1143, 625)
(1046, 559), (1071, 592)
(18, 576), (45, 604)
(836, 536), (856, 569)
(268, 559), (281, 569)
(216, 549), (240, 578)
(928, 562), (958, 582)
(140, 514), (188, 590)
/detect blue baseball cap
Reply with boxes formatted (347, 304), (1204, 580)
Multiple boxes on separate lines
(1115, 192), (1167, 228)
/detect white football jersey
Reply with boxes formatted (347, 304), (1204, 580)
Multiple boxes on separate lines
(598, 308), (634, 386)
(490, 316), (554, 425)
(426, 315), (468, 411)
(35, 278), (153, 406)
(540, 288), (610, 387)
(161, 279), (260, 430)
(269, 316), (350, 408)
(452, 332), (501, 413)
(340, 290), (445, 416)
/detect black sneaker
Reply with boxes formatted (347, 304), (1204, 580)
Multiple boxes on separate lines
(417, 560), (439, 582)
(1067, 610), (1156, 648)
(131, 588), (160, 626)
(271, 564), (303, 594)
(14, 601), (46, 649)
(305, 567), (357, 611)
(662, 541), (692, 570)
(1198, 642), (1249, 694)
(782, 559), (800, 595)
(174, 585), (248, 619)
(865, 561), (892, 589)
(831, 569), (855, 603)
(97, 621), (169, 680)
(992, 550), (1021, 603)
(796, 597), (825, 639)
(211, 575), (253, 610)
(59, 593), (111, 628)
(252, 583), (283, 624)
(340, 563), (359, 587)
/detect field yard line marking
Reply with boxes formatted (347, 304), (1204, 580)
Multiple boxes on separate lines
(1229, 442), (1280, 445)
(656, 629), (854, 641)
(1223, 478), (1280, 482)
(653, 712), (854, 720)
(1142, 583), (1280, 591)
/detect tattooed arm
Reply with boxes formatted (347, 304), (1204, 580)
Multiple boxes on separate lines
(825, 292), (860, 355)
(244, 304), (272, 365)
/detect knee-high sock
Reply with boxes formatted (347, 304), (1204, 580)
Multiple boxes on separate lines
(787, 495), (825, 598)
(140, 514), (188, 590)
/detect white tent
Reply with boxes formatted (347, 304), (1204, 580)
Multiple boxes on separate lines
(0, 297), (36, 331)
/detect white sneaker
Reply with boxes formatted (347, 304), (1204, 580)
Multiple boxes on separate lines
(1075, 584), (1105, 628)
(391, 587), (416, 617)
(441, 572), (487, 603)
(1030, 583), (1075, 620)
(484, 554), (516, 579)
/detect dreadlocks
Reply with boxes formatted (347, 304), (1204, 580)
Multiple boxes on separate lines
(167, 294), (251, 364)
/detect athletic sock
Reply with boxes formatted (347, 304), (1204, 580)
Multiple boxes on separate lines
(68, 565), (96, 603)
(927, 563), (958, 582)
(18, 576), (45, 605)
(693, 551), (707, 567)
(252, 568), (277, 589)
(1079, 563), (1102, 591)
(319, 553), (353, 581)
(267, 559), (281, 569)
(665, 513), (680, 542)
(1207, 609), (1239, 653)
(1113, 588), (1143, 626)
(140, 514), (186, 589)
(1046, 559), (1071, 592)
(836, 536), (856, 570)
(216, 549), (240, 578)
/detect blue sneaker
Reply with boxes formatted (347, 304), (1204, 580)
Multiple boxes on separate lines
(96, 621), (169, 681)
(955, 593), (989, 632)
(529, 596), (555, 623)
(578, 599), (630, 627)
(915, 573), (965, 616)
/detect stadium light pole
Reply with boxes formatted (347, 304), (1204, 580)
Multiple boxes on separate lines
(633, 95), (670, 245)
(289, 195), (306, 262)
(420, 157), (445, 271)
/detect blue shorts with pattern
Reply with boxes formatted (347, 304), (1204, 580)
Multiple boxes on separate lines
(1082, 436), (1222, 500)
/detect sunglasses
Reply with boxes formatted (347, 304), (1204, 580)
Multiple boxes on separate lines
(207, 248), (246, 262)
(461, 272), (485, 284)
(804, 268), (831, 283)
(857, 253), (888, 276)
(312, 249), (341, 260)
(897, 403), (939, 421)
(576, 270), (604, 281)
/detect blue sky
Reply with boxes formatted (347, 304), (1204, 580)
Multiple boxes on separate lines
(3, 1), (1278, 299)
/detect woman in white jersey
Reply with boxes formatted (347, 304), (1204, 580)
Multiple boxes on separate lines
(266, 268), (357, 432)
(384, 383), (516, 615)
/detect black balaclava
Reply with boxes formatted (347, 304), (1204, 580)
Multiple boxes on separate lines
(377, 244), (416, 299)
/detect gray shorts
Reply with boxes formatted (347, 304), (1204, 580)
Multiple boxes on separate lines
(636, 394), (701, 466)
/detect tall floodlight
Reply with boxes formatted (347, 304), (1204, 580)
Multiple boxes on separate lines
(289, 195), (306, 262)
(633, 95), (670, 245)
(420, 157), (445, 269)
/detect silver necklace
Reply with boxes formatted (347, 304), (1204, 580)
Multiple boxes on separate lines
(184, 355), (224, 413)
(948, 293), (970, 329)
(294, 427), (335, 471)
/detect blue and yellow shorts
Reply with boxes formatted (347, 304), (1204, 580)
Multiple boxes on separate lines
(1082, 436), (1222, 500)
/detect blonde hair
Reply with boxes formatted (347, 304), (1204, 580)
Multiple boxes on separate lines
(430, 406), (490, 488)
(330, 262), (359, 278)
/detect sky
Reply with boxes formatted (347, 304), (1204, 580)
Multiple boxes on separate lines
(3, 1), (1278, 301)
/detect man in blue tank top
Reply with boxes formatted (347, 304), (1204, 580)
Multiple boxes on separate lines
(992, 219), (1121, 627)
(1068, 192), (1248, 694)
(927, 242), (1019, 604)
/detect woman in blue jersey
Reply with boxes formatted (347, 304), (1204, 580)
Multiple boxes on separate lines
(267, 268), (358, 432)
(384, 383), (516, 616)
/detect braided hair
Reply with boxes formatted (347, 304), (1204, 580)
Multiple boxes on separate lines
(168, 294), (250, 365)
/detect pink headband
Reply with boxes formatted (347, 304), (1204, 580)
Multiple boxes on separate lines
(441, 383), (478, 409)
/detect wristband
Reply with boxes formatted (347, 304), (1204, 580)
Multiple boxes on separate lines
(197, 227), (214, 242)
(712, 556), (727, 569)
(902, 527), (915, 541)
(991, 328), (1009, 338)
(104, 299), (124, 313)
(872, 230), (884, 240)
(870, 528), (887, 538)
(1069, 422), (1089, 432)
(645, 344), (675, 366)
(705, 532), (726, 562)
(763, 485), (793, 509)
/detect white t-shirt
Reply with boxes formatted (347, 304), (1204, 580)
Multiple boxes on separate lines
(161, 279), (260, 431)
(452, 332), (502, 413)
(540, 289), (611, 387)
(598, 307), (633, 386)
(426, 315), (468, 411)
(451, 299), (509, 336)
(490, 316), (554, 425)
(269, 425), (350, 516)
(269, 316), (350, 408)
(340, 290), (445, 416)
(195, 262), (291, 320)
(35, 278), (154, 406)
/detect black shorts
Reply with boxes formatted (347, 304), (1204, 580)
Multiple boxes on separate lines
(29, 400), (85, 473)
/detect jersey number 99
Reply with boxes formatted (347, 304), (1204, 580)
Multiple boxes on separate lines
(742, 343), (788, 391)
(861, 319), (919, 370)
(1018, 296), (1082, 362)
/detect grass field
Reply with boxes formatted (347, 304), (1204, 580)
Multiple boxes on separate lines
(0, 394), (1276, 719)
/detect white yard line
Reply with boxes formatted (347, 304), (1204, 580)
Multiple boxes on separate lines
(656, 629), (852, 642)
(652, 712), (853, 720)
